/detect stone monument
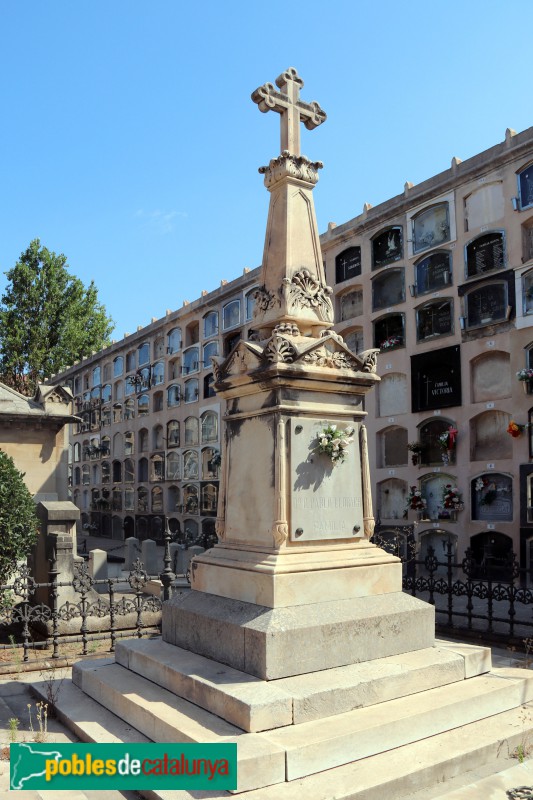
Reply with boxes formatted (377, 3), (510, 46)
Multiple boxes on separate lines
(51, 69), (533, 798)
(162, 66), (435, 680)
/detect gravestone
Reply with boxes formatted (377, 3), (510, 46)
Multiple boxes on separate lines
(88, 548), (107, 592)
(141, 539), (158, 575)
(123, 536), (139, 570)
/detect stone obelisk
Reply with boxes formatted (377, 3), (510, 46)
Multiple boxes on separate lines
(163, 67), (434, 680)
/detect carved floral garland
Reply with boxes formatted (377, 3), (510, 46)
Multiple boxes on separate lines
(315, 424), (355, 465)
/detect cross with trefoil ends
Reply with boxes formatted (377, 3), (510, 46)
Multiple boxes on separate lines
(251, 67), (326, 157)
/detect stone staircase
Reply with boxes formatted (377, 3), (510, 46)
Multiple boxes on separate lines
(30, 637), (533, 799)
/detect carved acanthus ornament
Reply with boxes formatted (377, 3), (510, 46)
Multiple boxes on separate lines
(360, 348), (380, 374)
(259, 151), (323, 188)
(282, 268), (333, 322)
(302, 346), (359, 370)
(254, 286), (278, 313)
(211, 357), (226, 383)
(263, 333), (297, 364)
(321, 329), (344, 344)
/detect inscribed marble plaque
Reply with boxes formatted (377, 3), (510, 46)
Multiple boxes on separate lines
(290, 418), (363, 541)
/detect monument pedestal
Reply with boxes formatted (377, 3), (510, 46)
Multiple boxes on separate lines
(188, 540), (402, 607)
(162, 590), (435, 680)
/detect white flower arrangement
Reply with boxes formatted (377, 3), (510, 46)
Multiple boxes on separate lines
(315, 424), (355, 465)
(475, 477), (486, 493)
(517, 368), (533, 381)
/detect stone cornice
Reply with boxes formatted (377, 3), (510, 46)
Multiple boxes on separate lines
(321, 126), (533, 250)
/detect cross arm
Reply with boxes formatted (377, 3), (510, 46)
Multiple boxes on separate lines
(251, 68), (326, 156)
(251, 83), (326, 128)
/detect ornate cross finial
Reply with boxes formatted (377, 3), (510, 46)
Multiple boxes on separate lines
(251, 67), (326, 156)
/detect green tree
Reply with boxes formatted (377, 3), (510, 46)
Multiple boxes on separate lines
(0, 239), (114, 394)
(0, 449), (39, 588)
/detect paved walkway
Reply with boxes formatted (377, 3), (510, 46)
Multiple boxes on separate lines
(0, 670), (140, 799)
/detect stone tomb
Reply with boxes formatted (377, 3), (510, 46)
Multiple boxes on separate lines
(40, 68), (533, 798)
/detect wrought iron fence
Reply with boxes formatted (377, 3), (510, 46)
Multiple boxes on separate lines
(372, 531), (533, 646)
(0, 523), (181, 672)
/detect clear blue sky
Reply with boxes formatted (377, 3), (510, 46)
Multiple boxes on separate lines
(1, 0), (531, 339)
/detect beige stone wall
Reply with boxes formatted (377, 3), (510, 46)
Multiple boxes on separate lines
(0, 424), (66, 499)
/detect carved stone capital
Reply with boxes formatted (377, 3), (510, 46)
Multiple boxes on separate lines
(272, 522), (288, 548)
(263, 333), (297, 364)
(259, 152), (323, 188)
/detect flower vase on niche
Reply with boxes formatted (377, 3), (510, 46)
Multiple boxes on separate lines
(517, 368), (533, 394)
(439, 426), (457, 465)
(407, 442), (423, 466)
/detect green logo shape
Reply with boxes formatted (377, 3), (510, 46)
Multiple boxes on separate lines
(10, 742), (237, 790)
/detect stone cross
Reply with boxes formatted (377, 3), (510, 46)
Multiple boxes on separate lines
(251, 67), (326, 157)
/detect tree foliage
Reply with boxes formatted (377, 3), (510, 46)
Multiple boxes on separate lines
(0, 239), (114, 394)
(0, 449), (39, 587)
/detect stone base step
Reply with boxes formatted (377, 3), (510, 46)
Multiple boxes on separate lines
(162, 590), (435, 680)
(401, 759), (533, 799)
(114, 638), (491, 732)
(68, 651), (533, 794)
(29, 676), (533, 800)
(261, 668), (533, 781)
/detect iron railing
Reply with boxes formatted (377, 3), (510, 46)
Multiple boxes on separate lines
(0, 522), (180, 671)
(372, 531), (533, 646)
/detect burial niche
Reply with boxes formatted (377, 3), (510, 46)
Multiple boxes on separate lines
(471, 473), (513, 522)
(415, 251), (452, 295)
(412, 203), (450, 254)
(419, 418), (457, 466)
(372, 226), (403, 269)
(372, 269), (405, 311)
(471, 410), (512, 461)
(466, 232), (505, 278)
(464, 183), (504, 231)
(518, 163), (533, 211)
(373, 313), (405, 351)
(378, 373), (408, 417)
(416, 299), (453, 341)
(339, 288), (363, 321)
(335, 246), (361, 284)
(377, 426), (408, 468)
(471, 352), (511, 403)
(377, 478), (407, 521)
(411, 345), (461, 412)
